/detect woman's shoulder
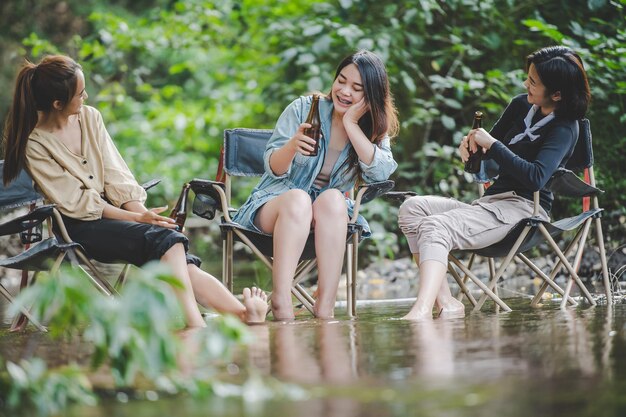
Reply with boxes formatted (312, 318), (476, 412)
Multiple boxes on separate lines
(80, 105), (102, 121)
(551, 117), (579, 135)
(508, 93), (531, 111)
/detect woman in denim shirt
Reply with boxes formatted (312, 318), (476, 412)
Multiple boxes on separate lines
(233, 50), (398, 320)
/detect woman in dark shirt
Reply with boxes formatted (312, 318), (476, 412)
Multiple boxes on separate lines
(398, 46), (591, 320)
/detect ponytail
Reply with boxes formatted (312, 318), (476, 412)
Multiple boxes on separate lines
(3, 62), (38, 185)
(2, 55), (81, 185)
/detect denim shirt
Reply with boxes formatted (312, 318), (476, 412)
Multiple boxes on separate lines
(232, 95), (397, 235)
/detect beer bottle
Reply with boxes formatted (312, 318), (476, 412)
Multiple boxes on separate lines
(170, 183), (191, 232)
(303, 94), (322, 156)
(464, 111), (484, 174)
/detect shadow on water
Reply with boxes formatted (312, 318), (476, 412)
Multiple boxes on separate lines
(2, 297), (626, 416)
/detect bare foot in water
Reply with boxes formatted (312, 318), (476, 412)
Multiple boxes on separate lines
(401, 305), (434, 321)
(270, 294), (296, 321)
(436, 298), (465, 318)
(243, 287), (269, 324)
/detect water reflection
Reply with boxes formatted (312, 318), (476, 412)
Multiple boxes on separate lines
(410, 318), (455, 380)
(247, 320), (356, 384)
(238, 301), (621, 387)
(2, 299), (626, 417)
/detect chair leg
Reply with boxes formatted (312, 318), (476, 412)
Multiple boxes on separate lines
(448, 263), (478, 307)
(350, 233), (359, 317)
(10, 250), (68, 331)
(531, 225), (585, 306)
(456, 253), (476, 302)
(224, 231), (234, 292)
(72, 250), (118, 296)
(293, 259), (317, 313)
(474, 226), (532, 311)
(489, 258), (500, 314)
(345, 242), (353, 318)
(114, 264), (132, 290)
(519, 254), (577, 307)
(448, 255), (511, 312)
(594, 217), (612, 305)
(539, 224), (596, 306)
(560, 219), (592, 309)
(2, 272), (47, 333)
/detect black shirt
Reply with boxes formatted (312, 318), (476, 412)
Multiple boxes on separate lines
(484, 94), (579, 212)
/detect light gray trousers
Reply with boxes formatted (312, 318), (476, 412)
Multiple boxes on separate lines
(397, 191), (549, 266)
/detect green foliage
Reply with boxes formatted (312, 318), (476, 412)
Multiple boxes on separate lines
(1, 358), (96, 416)
(2, 264), (251, 412)
(1, 0), (624, 263)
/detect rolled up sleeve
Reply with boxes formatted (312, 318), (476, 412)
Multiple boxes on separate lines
(359, 136), (397, 183)
(96, 111), (147, 207)
(263, 98), (304, 179)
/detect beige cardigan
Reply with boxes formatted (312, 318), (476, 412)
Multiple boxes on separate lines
(25, 105), (146, 220)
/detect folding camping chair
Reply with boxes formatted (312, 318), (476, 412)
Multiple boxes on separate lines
(455, 118), (610, 311)
(0, 161), (160, 331)
(387, 118), (610, 312)
(178, 128), (393, 317)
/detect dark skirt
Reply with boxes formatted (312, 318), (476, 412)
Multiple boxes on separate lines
(58, 216), (201, 267)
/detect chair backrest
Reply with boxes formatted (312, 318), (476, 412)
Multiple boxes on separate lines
(0, 160), (42, 211)
(564, 118), (593, 172)
(223, 128), (273, 177)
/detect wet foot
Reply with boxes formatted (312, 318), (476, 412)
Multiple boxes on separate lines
(401, 305), (434, 321)
(243, 287), (269, 324)
(436, 298), (465, 318)
(313, 302), (335, 319)
(270, 294), (295, 321)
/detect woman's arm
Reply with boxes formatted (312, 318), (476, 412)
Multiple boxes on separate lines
(94, 109), (147, 207)
(359, 136), (397, 183)
(343, 99), (397, 182)
(343, 98), (375, 165)
(262, 97), (317, 178)
(486, 123), (578, 191)
(268, 123), (317, 176)
(102, 200), (177, 228)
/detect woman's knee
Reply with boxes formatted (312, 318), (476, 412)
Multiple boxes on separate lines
(161, 242), (186, 261)
(416, 216), (451, 246)
(398, 196), (428, 232)
(280, 189), (313, 220)
(313, 189), (348, 220)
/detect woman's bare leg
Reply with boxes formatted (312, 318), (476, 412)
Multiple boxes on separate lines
(402, 259), (448, 320)
(161, 243), (206, 327)
(411, 254), (464, 316)
(311, 189), (348, 318)
(256, 189), (313, 320)
(187, 264), (268, 323)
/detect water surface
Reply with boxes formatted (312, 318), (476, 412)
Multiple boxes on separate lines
(2, 297), (625, 416)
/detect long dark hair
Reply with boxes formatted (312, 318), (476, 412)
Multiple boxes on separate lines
(332, 50), (399, 182)
(526, 46), (591, 120)
(2, 55), (82, 185)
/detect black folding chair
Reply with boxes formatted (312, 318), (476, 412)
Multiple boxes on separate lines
(178, 128), (394, 317)
(388, 119), (610, 312)
(1, 161), (160, 331)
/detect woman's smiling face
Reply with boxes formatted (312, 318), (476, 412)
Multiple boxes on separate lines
(331, 63), (364, 115)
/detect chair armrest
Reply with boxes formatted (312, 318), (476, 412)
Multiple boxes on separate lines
(0, 204), (55, 240)
(351, 180), (394, 221)
(141, 178), (161, 191)
(383, 191), (418, 204)
(188, 179), (231, 221)
(545, 168), (603, 198)
(356, 180), (395, 205)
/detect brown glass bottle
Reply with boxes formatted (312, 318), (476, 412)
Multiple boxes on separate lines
(170, 183), (191, 232)
(303, 94), (321, 156)
(464, 111), (484, 174)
